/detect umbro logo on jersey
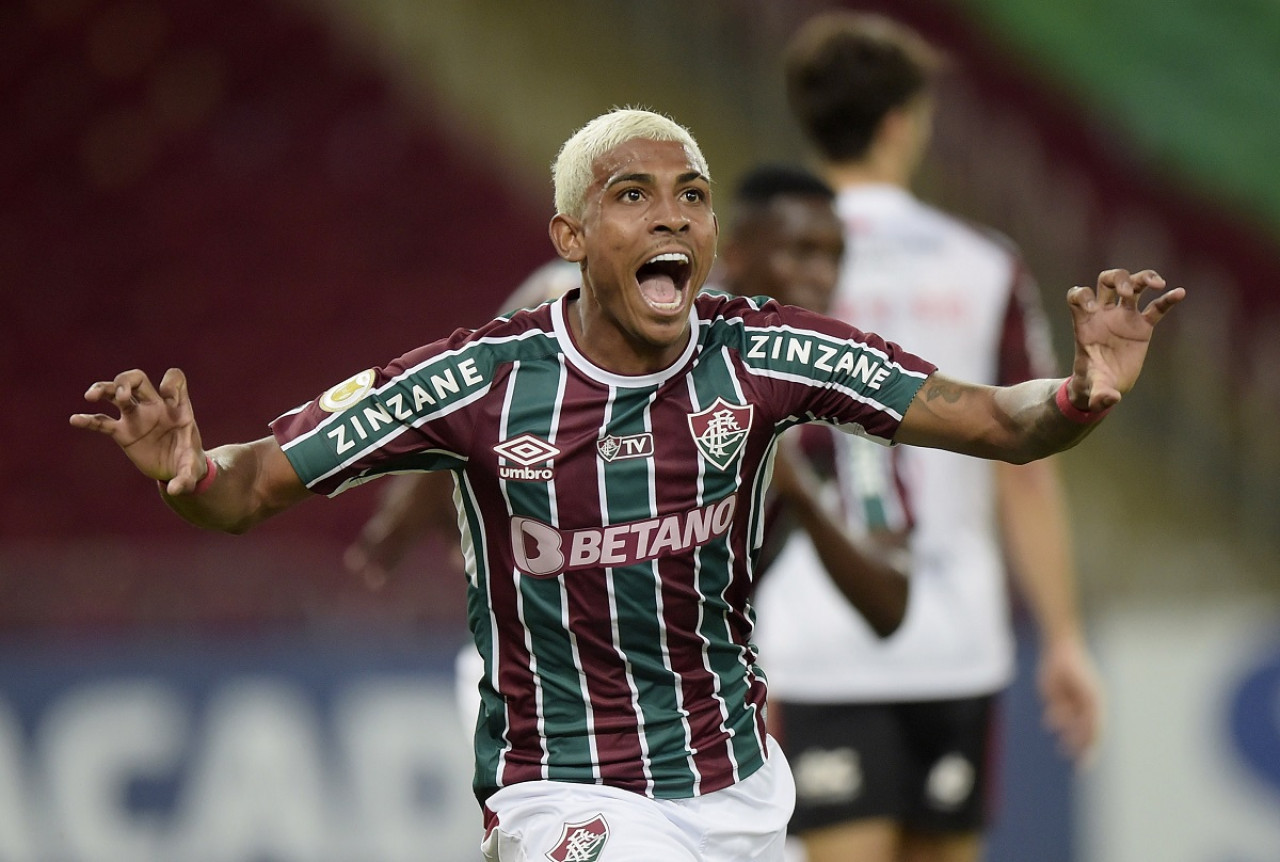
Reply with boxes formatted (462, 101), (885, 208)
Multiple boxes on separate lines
(597, 432), (654, 463)
(494, 433), (560, 481)
(545, 814), (609, 862)
(687, 398), (753, 471)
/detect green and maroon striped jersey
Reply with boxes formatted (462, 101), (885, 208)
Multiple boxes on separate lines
(271, 290), (935, 802)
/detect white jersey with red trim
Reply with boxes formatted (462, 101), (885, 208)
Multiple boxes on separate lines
(753, 184), (1057, 700)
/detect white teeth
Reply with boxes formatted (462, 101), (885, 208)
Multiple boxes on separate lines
(647, 252), (689, 265)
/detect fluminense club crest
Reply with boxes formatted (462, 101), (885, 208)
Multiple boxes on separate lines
(687, 397), (753, 471)
(545, 814), (610, 862)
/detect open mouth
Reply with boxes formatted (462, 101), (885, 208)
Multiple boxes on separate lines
(636, 252), (691, 312)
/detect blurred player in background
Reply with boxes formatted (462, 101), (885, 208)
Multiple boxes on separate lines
(340, 256), (582, 733)
(345, 163), (912, 734)
(71, 108), (1179, 861)
(753, 13), (1105, 862)
(341, 257), (581, 592)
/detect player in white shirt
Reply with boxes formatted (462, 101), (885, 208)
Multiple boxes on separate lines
(753, 13), (1105, 862)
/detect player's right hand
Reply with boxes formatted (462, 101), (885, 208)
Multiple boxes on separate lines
(70, 367), (208, 495)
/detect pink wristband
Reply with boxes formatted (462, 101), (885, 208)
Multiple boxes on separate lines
(192, 454), (218, 494)
(1055, 379), (1111, 423)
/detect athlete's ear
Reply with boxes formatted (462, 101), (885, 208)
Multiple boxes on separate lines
(549, 214), (586, 263)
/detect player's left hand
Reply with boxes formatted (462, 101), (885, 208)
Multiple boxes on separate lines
(1064, 268), (1186, 412)
(1038, 633), (1104, 766)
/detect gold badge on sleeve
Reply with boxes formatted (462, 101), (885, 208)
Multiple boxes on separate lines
(319, 369), (375, 413)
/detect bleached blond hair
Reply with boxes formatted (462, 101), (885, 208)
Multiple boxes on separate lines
(552, 108), (710, 219)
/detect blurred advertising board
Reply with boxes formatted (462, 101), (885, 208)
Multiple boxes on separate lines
(1084, 601), (1280, 862)
(0, 633), (481, 862)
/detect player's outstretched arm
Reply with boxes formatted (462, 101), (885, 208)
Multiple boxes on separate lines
(896, 268), (1185, 462)
(70, 367), (309, 533)
(769, 444), (909, 637)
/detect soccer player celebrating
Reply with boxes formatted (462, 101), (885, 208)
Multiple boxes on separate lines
(71, 108), (1183, 861)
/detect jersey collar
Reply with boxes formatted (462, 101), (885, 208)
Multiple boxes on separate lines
(551, 289), (699, 388)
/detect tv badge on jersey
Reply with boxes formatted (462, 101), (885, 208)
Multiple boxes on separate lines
(596, 432), (654, 463)
(545, 814), (609, 862)
(493, 433), (560, 481)
(687, 397), (753, 471)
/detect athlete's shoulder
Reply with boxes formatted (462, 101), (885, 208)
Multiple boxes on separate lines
(695, 291), (914, 362)
(695, 288), (768, 320)
(479, 294), (560, 338)
(695, 290), (817, 337)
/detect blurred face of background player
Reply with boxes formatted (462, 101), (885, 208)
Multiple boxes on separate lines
(550, 138), (718, 374)
(721, 193), (845, 315)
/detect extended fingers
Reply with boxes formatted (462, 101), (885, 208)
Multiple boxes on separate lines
(1094, 268), (1129, 306)
(1129, 269), (1165, 290)
(1098, 268), (1143, 308)
(1093, 268), (1172, 310)
(1119, 269), (1164, 308)
(68, 411), (115, 434)
(157, 367), (189, 408)
(71, 369), (157, 432)
(1141, 285), (1187, 324)
(1111, 268), (1181, 321)
(1065, 284), (1096, 317)
(73, 372), (149, 429)
(107, 369), (157, 413)
(80, 379), (121, 405)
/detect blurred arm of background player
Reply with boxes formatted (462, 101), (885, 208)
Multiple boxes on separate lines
(718, 163), (909, 636)
(343, 259), (582, 590)
(998, 459), (1103, 762)
(770, 437), (909, 637)
(343, 469), (460, 590)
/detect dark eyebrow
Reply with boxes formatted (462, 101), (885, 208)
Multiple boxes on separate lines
(604, 170), (708, 190)
(605, 172), (653, 191)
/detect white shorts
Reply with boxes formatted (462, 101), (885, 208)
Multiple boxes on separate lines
(480, 736), (795, 861)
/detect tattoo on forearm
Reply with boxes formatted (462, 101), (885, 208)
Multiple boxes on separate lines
(922, 379), (964, 405)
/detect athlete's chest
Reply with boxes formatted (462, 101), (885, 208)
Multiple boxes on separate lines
(467, 363), (769, 515)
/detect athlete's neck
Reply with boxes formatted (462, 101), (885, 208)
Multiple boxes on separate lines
(565, 295), (692, 376)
